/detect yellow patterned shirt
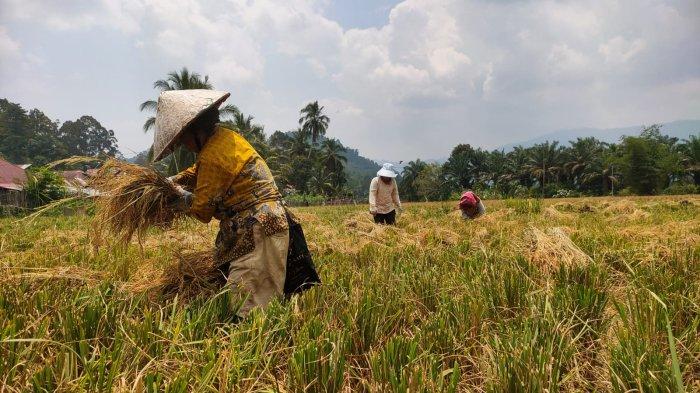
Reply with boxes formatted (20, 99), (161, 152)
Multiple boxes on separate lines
(173, 125), (282, 223)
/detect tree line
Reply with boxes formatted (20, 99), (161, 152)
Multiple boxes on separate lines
(399, 126), (699, 201)
(138, 69), (698, 201)
(3, 66), (698, 206)
(0, 99), (119, 165)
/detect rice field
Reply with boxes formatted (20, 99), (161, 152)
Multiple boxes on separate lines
(1, 196), (699, 392)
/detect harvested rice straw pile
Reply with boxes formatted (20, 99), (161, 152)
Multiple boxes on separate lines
(90, 159), (185, 245)
(124, 251), (224, 300)
(543, 206), (575, 221)
(525, 226), (592, 274)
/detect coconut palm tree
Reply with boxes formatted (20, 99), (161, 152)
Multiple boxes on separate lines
(228, 112), (265, 142)
(526, 141), (563, 196)
(298, 101), (330, 144)
(499, 146), (532, 188)
(320, 138), (347, 190)
(139, 67), (239, 133)
(400, 159), (428, 201)
(563, 137), (605, 189)
(582, 166), (618, 194)
(139, 68), (240, 173)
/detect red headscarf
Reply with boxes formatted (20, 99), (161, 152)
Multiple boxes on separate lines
(458, 191), (480, 210)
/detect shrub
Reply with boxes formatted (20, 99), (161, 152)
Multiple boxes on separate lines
(285, 193), (327, 206)
(662, 183), (698, 195)
(24, 167), (66, 207)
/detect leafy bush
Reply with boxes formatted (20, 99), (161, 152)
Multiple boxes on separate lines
(552, 189), (579, 198)
(24, 167), (66, 207)
(285, 193), (327, 206)
(617, 187), (634, 196)
(662, 183), (698, 195)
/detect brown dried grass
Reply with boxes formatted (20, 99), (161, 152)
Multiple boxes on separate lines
(90, 159), (184, 246)
(543, 206), (575, 221)
(602, 200), (639, 215)
(124, 251), (224, 300)
(0, 266), (106, 285)
(525, 227), (592, 274)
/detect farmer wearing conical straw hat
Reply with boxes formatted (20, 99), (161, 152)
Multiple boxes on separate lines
(369, 163), (402, 225)
(153, 90), (318, 318)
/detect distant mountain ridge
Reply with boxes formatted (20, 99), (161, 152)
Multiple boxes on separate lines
(497, 119), (700, 151)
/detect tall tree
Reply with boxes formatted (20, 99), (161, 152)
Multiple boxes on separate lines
(563, 137), (604, 187)
(139, 67), (239, 173)
(501, 146), (533, 189)
(678, 134), (700, 185)
(526, 141), (563, 196)
(581, 166), (618, 195)
(298, 101), (329, 144)
(618, 125), (683, 194)
(139, 67), (214, 133)
(414, 163), (451, 201)
(58, 116), (119, 157)
(399, 159), (428, 201)
(443, 144), (490, 189)
(25, 109), (66, 165)
(319, 138), (347, 190)
(0, 99), (31, 163)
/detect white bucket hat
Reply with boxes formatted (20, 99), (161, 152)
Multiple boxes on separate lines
(152, 89), (230, 162)
(377, 163), (398, 178)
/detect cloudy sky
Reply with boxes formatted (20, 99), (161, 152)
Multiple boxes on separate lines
(1, 0), (699, 160)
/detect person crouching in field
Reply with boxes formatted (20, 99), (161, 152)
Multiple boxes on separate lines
(152, 90), (319, 318)
(459, 191), (485, 219)
(369, 163), (402, 225)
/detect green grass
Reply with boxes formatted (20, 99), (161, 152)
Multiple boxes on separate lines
(1, 196), (699, 391)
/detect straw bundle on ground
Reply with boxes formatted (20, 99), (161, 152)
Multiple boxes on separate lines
(525, 227), (592, 274)
(91, 159), (185, 245)
(124, 251), (224, 300)
(603, 200), (639, 215)
(543, 206), (575, 221)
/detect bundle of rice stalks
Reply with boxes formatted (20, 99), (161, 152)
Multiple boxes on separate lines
(478, 208), (515, 225)
(551, 201), (577, 212)
(124, 251), (224, 300)
(543, 206), (575, 221)
(525, 227), (592, 274)
(417, 227), (460, 246)
(605, 209), (650, 223)
(603, 200), (639, 215)
(91, 159), (185, 245)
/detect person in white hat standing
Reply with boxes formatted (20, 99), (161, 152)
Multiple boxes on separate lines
(153, 90), (318, 318)
(368, 163), (402, 225)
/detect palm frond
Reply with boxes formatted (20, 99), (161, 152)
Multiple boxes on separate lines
(139, 100), (157, 112)
(153, 80), (172, 91)
(143, 117), (156, 133)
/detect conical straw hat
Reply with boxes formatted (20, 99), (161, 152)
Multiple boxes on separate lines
(152, 89), (230, 161)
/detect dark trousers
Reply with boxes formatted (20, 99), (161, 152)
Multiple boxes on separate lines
(373, 210), (396, 225)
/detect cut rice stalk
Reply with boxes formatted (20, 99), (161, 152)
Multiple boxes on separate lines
(525, 226), (592, 274)
(90, 159), (185, 246)
(123, 250), (223, 300)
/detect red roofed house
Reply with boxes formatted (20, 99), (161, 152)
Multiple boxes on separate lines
(61, 168), (97, 195)
(0, 158), (28, 209)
